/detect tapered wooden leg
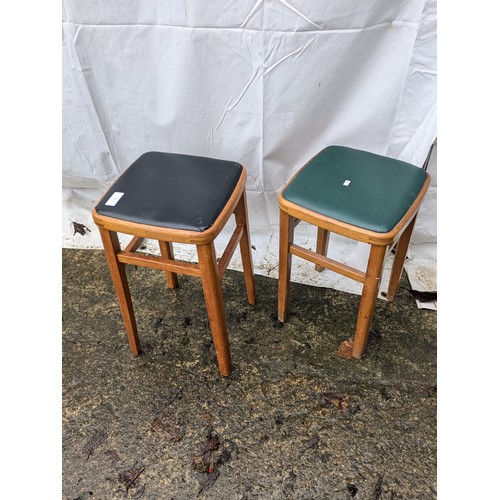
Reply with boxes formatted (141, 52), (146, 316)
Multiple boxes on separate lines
(386, 217), (417, 302)
(277, 210), (295, 322)
(234, 190), (256, 305)
(351, 245), (388, 359)
(158, 240), (179, 289)
(197, 242), (231, 376)
(98, 227), (141, 356)
(315, 228), (330, 272)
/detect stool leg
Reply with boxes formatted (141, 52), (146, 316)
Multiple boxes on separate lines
(234, 190), (256, 305)
(315, 228), (330, 272)
(386, 217), (417, 302)
(98, 227), (141, 356)
(197, 242), (232, 376)
(158, 240), (179, 289)
(352, 245), (387, 359)
(277, 210), (295, 322)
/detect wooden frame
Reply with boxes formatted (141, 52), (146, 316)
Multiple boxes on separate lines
(93, 168), (256, 377)
(277, 166), (431, 360)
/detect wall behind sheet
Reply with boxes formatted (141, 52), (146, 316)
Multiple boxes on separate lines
(62, 0), (436, 241)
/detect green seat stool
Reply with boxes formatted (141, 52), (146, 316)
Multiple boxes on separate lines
(277, 145), (431, 359)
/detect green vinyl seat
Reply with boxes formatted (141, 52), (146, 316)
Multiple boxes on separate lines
(282, 146), (428, 234)
(278, 145), (431, 360)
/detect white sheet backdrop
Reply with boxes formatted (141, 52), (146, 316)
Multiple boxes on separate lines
(62, 0), (437, 294)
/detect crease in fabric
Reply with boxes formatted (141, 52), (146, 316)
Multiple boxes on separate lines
(62, 19), (418, 34)
(275, 0), (321, 29)
(213, 67), (260, 132)
(64, 24), (120, 178)
(240, 0), (264, 28)
(264, 38), (313, 75)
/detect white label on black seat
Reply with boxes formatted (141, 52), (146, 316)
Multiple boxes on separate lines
(105, 192), (125, 206)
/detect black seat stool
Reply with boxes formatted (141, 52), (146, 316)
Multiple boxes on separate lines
(93, 151), (256, 376)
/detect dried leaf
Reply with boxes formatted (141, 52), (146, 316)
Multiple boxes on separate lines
(304, 434), (319, 450)
(338, 396), (350, 411)
(118, 465), (145, 491)
(191, 429), (235, 478)
(105, 449), (121, 465)
(132, 484), (146, 499)
(153, 317), (164, 331)
(319, 393), (350, 411)
(275, 414), (284, 426)
(229, 311), (247, 323)
(181, 316), (192, 327)
(71, 492), (94, 500)
(203, 433), (220, 454)
(347, 484), (358, 497)
(371, 475), (384, 500)
(259, 434), (270, 445)
(216, 447), (233, 468)
(192, 453), (212, 473)
(367, 327), (382, 346)
(379, 387), (392, 400)
(409, 290), (437, 302)
(151, 415), (183, 442)
(338, 340), (354, 359)
(283, 472), (297, 493)
(197, 470), (220, 496)
(421, 383), (437, 397)
(70, 220), (91, 236)
(82, 429), (107, 461)
(192, 429), (219, 473)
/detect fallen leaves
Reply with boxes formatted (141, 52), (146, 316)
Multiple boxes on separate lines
(104, 449), (121, 466)
(191, 428), (236, 495)
(338, 340), (354, 359)
(283, 471), (297, 493)
(131, 484), (146, 499)
(197, 470), (220, 496)
(372, 474), (384, 499)
(409, 290), (437, 302)
(421, 383), (437, 397)
(150, 393), (184, 442)
(367, 327), (382, 346)
(319, 393), (361, 416)
(319, 393), (351, 411)
(70, 220), (91, 236)
(379, 387), (393, 401)
(82, 431), (146, 495)
(191, 429), (220, 474)
(338, 328), (381, 358)
(82, 429), (107, 461)
(303, 433), (319, 450)
(118, 464), (145, 491)
(347, 484), (358, 497)
(150, 414), (184, 442)
(153, 317), (169, 339)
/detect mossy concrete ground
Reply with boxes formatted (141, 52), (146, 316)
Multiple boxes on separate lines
(62, 248), (436, 499)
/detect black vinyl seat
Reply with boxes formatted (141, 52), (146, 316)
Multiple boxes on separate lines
(95, 151), (243, 232)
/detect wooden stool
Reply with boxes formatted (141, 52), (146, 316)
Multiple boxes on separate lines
(92, 151), (256, 376)
(277, 146), (431, 359)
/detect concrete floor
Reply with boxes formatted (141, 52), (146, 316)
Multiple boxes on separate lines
(62, 248), (436, 499)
